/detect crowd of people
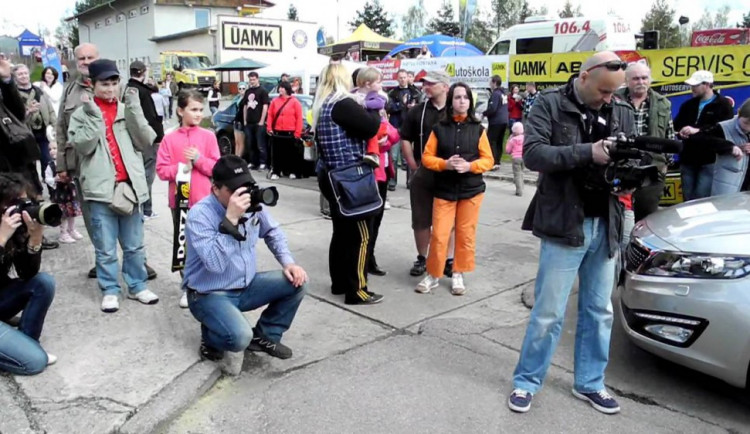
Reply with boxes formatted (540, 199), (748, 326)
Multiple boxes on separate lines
(2, 42), (750, 422)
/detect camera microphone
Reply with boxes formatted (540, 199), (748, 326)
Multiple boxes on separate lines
(620, 136), (684, 154)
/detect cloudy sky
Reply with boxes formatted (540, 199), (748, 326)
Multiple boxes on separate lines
(1, 0), (748, 43)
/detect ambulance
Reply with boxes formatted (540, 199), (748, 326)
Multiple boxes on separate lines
(487, 16), (636, 56)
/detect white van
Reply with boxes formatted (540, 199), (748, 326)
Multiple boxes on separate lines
(488, 16), (636, 55)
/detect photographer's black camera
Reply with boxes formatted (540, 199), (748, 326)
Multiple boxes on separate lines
(12, 199), (63, 227)
(239, 182), (279, 212)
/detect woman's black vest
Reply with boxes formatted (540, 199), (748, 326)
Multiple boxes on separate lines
(432, 120), (485, 201)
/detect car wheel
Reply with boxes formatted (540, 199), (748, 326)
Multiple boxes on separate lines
(218, 133), (233, 156)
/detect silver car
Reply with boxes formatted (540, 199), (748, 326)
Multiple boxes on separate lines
(618, 192), (750, 388)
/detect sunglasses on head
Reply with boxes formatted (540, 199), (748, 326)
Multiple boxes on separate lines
(585, 60), (627, 73)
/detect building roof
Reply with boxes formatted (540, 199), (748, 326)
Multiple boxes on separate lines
(150, 26), (215, 43)
(68, 0), (275, 21)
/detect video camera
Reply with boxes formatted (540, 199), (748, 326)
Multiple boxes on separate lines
(238, 181), (279, 213)
(11, 199), (63, 227)
(584, 134), (683, 192)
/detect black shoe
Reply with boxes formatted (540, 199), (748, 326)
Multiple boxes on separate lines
(41, 237), (59, 250)
(146, 264), (157, 280)
(345, 290), (384, 305)
(444, 259), (454, 278)
(88, 267), (97, 278)
(200, 340), (224, 361)
(409, 255), (426, 276)
(247, 332), (293, 359)
(387, 184), (396, 192)
(368, 263), (387, 276)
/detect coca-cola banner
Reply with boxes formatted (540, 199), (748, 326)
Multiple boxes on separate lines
(368, 55), (509, 88)
(691, 29), (749, 47)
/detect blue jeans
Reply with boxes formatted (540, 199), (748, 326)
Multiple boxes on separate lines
(513, 218), (616, 394)
(187, 271), (305, 352)
(680, 164), (713, 201)
(243, 123), (268, 167)
(141, 143), (159, 216)
(88, 201), (148, 296)
(0, 322), (48, 375)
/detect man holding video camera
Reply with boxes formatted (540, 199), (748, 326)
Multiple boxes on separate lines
(508, 52), (635, 415)
(183, 155), (306, 362)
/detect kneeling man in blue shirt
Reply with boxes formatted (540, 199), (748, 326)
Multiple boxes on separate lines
(184, 155), (307, 361)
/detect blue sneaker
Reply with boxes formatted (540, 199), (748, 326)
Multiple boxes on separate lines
(508, 388), (532, 413)
(572, 389), (621, 414)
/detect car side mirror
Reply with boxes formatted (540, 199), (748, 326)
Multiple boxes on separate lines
(173, 64), (181, 71)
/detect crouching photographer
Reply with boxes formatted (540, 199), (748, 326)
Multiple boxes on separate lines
(184, 155), (306, 362)
(509, 52), (636, 415)
(0, 173), (57, 375)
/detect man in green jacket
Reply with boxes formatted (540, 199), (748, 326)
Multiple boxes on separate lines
(615, 62), (674, 221)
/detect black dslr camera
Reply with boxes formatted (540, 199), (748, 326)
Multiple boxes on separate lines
(11, 199), (63, 227)
(239, 182), (279, 213)
(583, 134), (683, 192)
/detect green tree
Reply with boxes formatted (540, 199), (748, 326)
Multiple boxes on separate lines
(713, 5), (731, 28)
(491, 0), (524, 34)
(641, 0), (681, 49)
(426, 1), (460, 36)
(348, 0), (395, 37)
(558, 0), (582, 19)
(55, 0), (108, 50)
(692, 5), (731, 31)
(402, 0), (427, 39)
(465, 9), (495, 53)
(287, 3), (299, 21)
(738, 10), (750, 28)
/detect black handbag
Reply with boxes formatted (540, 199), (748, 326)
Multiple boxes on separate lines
(327, 163), (382, 218)
(0, 101), (40, 163)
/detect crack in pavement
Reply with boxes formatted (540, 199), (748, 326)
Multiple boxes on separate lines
(2, 375), (43, 433)
(38, 395), (135, 413)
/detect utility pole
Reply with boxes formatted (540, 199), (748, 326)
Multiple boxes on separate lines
(336, 0), (340, 41)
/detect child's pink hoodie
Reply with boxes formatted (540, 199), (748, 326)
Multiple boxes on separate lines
(156, 126), (221, 208)
(505, 134), (525, 159)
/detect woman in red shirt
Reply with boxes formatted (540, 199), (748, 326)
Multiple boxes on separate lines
(507, 85), (523, 128)
(266, 82), (303, 180)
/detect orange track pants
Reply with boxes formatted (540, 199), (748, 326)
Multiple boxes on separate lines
(426, 193), (484, 278)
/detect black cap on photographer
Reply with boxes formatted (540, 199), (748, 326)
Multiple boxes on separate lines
(212, 155), (255, 191)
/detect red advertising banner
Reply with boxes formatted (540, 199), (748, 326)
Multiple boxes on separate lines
(691, 29), (749, 47)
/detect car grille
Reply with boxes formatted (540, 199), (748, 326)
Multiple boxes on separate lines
(198, 76), (215, 86)
(625, 240), (651, 272)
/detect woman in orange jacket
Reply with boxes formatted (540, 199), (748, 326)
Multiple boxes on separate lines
(266, 82), (304, 179)
(416, 82), (494, 296)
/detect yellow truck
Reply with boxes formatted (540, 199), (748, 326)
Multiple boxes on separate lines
(160, 51), (218, 92)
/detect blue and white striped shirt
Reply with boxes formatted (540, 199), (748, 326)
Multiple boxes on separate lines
(183, 194), (294, 293)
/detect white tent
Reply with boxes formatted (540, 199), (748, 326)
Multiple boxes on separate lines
(254, 53), (362, 94)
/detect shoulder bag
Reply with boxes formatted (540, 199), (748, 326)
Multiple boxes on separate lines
(327, 162), (382, 219)
(0, 101), (41, 163)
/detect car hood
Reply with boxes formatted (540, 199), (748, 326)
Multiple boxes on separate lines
(643, 193), (750, 255)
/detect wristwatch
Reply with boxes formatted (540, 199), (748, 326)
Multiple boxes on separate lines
(27, 243), (42, 254)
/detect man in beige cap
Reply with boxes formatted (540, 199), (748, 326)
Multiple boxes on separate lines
(674, 70), (734, 200)
(400, 70), (455, 278)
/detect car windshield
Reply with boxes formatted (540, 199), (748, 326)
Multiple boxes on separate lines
(179, 56), (212, 69)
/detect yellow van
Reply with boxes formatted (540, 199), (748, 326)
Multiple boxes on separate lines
(160, 51), (218, 91)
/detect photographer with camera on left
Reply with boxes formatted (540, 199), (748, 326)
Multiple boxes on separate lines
(183, 155), (306, 362)
(509, 52), (635, 415)
(0, 173), (56, 375)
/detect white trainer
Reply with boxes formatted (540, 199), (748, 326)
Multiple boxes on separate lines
(59, 232), (76, 244)
(128, 289), (159, 305)
(179, 291), (189, 308)
(46, 352), (58, 366)
(384, 200), (391, 210)
(415, 274), (440, 294)
(270, 174), (280, 180)
(289, 174), (297, 180)
(451, 273), (466, 296)
(101, 295), (119, 313)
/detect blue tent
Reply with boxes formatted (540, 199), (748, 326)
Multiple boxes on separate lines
(386, 34), (483, 58)
(17, 29), (44, 57)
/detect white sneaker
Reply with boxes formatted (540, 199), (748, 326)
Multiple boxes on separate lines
(289, 174), (297, 179)
(46, 352), (57, 366)
(415, 274), (440, 294)
(70, 229), (84, 240)
(101, 295), (119, 313)
(259, 164), (266, 170)
(270, 174), (280, 180)
(128, 289), (159, 305)
(451, 273), (466, 296)
(179, 291), (188, 308)
(384, 200), (391, 210)
(59, 232), (76, 244)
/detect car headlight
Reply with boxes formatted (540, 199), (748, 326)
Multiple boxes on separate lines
(188, 73), (196, 82)
(640, 251), (750, 279)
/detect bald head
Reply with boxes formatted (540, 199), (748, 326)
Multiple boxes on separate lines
(74, 43), (99, 77)
(625, 62), (651, 97)
(578, 51), (626, 109)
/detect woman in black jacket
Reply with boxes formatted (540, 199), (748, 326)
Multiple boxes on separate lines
(0, 173), (56, 375)
(312, 64), (382, 305)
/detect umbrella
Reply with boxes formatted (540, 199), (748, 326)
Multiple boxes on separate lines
(387, 34), (483, 58)
(207, 57), (268, 71)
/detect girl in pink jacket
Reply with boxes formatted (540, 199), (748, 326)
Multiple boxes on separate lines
(505, 122), (525, 196)
(156, 90), (220, 307)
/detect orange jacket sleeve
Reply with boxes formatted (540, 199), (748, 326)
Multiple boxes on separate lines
(420, 131), (448, 171)
(470, 130), (495, 174)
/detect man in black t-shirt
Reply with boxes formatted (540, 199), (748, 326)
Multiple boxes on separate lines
(235, 71), (270, 169)
(400, 70), (454, 277)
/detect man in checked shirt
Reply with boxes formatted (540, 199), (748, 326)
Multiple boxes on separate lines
(614, 62), (674, 221)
